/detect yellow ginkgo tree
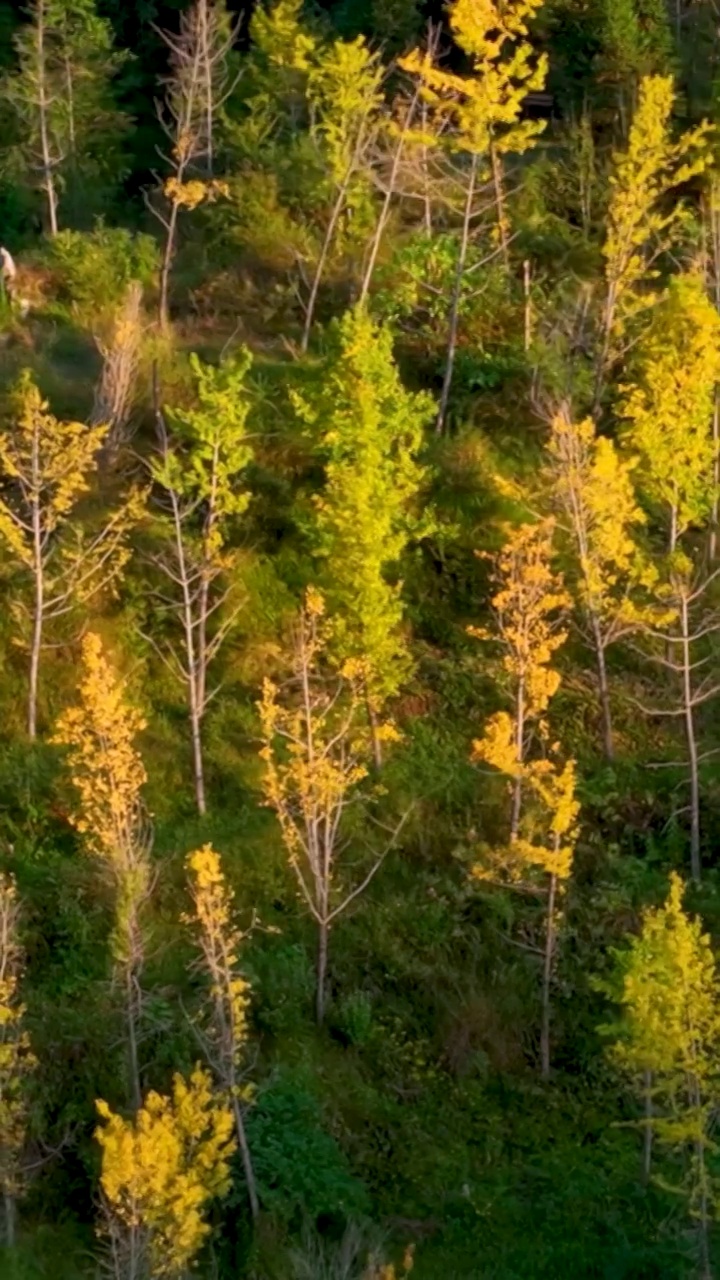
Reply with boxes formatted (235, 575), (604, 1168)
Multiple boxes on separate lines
(184, 844), (258, 1220)
(545, 405), (659, 760)
(471, 517), (576, 1076)
(596, 75), (712, 402)
(259, 589), (405, 1025)
(600, 874), (720, 1278)
(0, 369), (142, 739)
(53, 633), (152, 1109)
(619, 273), (720, 553)
(95, 1065), (235, 1278)
(401, 0), (548, 429)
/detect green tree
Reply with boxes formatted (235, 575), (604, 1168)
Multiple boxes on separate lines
(0, 0), (130, 232)
(149, 352), (254, 814)
(601, 873), (720, 1278)
(292, 306), (434, 759)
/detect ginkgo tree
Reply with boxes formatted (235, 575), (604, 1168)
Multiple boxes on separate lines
(293, 306), (434, 763)
(470, 518), (569, 840)
(148, 352), (255, 815)
(53, 633), (152, 1110)
(600, 874), (720, 1279)
(619, 273), (720, 553)
(545, 405), (658, 760)
(596, 75), (712, 401)
(184, 844), (259, 1220)
(95, 1065), (235, 1279)
(0, 370), (142, 740)
(259, 589), (406, 1025)
(401, 0), (548, 429)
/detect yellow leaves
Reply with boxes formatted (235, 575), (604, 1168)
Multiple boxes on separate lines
(546, 407), (656, 638)
(603, 76), (713, 349)
(95, 1066), (236, 1277)
(400, 0), (547, 157)
(619, 273), (720, 538)
(164, 177), (229, 211)
(479, 517), (569, 720)
(308, 36), (383, 185)
(53, 633), (148, 874)
(472, 711), (521, 778)
(184, 845), (251, 1066)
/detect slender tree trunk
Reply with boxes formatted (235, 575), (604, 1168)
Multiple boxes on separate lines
(316, 916), (328, 1026)
(680, 592), (701, 884)
(436, 151), (478, 434)
(4, 1192), (15, 1249)
(490, 140), (510, 271)
(642, 1069), (653, 1182)
(124, 959), (142, 1112)
(540, 871), (557, 1080)
(710, 393), (719, 561)
(592, 624), (614, 762)
(36, 0), (59, 236)
(691, 1077), (713, 1280)
(421, 98), (433, 236)
(510, 677), (525, 842)
(523, 259), (532, 352)
(366, 692), (383, 770)
(159, 199), (180, 331)
(359, 92), (419, 305)
(301, 172), (353, 353)
(28, 496), (44, 740)
(231, 1094), (260, 1222)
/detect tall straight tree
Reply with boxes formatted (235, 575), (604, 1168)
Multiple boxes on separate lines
(300, 35), (383, 350)
(401, 0), (548, 430)
(53, 634), (152, 1110)
(292, 306), (434, 762)
(545, 406), (657, 760)
(0, 0), (129, 232)
(470, 518), (569, 840)
(601, 874), (720, 1278)
(619, 273), (720, 554)
(0, 371), (141, 739)
(259, 590), (406, 1024)
(148, 353), (254, 815)
(596, 76), (712, 403)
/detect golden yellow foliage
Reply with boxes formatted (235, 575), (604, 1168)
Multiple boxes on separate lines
(184, 845), (251, 1077)
(401, 0), (547, 158)
(602, 75), (713, 359)
(53, 632), (147, 869)
(471, 518), (569, 723)
(95, 1066), (235, 1276)
(163, 177), (229, 210)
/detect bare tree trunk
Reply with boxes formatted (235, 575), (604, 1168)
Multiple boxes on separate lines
(231, 1094), (260, 1222)
(301, 171), (353, 353)
(366, 692), (383, 770)
(436, 151), (478, 434)
(28, 495), (43, 740)
(159, 199), (180, 331)
(316, 917), (329, 1026)
(4, 1193), (15, 1249)
(36, 0), (59, 236)
(710, 393), (719, 561)
(490, 139), (510, 271)
(421, 98), (433, 236)
(642, 1069), (653, 1182)
(540, 871), (557, 1080)
(593, 623), (614, 762)
(359, 92), (419, 305)
(523, 259), (532, 352)
(124, 959), (142, 1112)
(510, 677), (525, 842)
(680, 592), (701, 884)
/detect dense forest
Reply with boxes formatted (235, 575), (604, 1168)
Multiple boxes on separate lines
(4, 0), (720, 1275)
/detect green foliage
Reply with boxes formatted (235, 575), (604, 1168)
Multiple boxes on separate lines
(44, 225), (159, 317)
(246, 1072), (370, 1225)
